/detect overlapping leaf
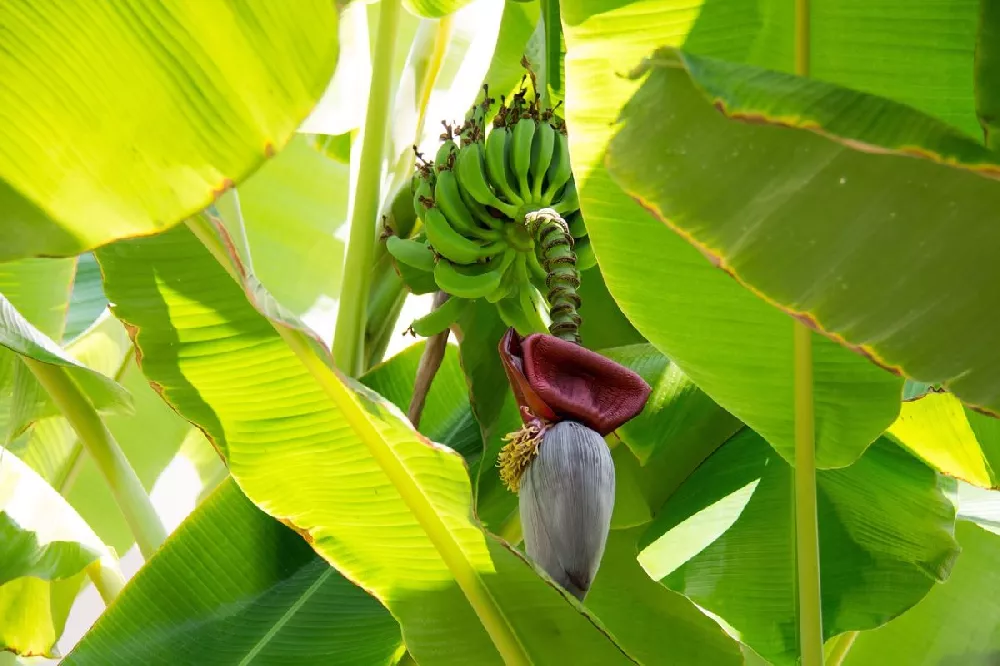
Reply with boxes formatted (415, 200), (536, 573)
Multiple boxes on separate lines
(0, 0), (339, 261)
(562, 1), (903, 468)
(846, 522), (1000, 665)
(639, 430), (959, 665)
(607, 49), (1000, 420)
(69, 334), (496, 664)
(0, 451), (113, 657)
(65, 479), (402, 666)
(96, 224), (635, 665)
(888, 391), (1000, 489)
(0, 294), (131, 423)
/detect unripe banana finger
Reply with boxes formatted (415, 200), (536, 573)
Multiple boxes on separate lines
(496, 286), (547, 335)
(458, 183), (504, 231)
(552, 179), (580, 216)
(542, 132), (572, 203)
(511, 117), (536, 201)
(412, 178), (434, 218)
(485, 128), (524, 205)
(434, 250), (514, 299)
(424, 208), (494, 265)
(386, 236), (435, 272)
(435, 139), (459, 171)
(457, 144), (518, 218)
(410, 295), (468, 337)
(487, 252), (525, 303)
(435, 170), (500, 241)
(529, 122), (556, 201)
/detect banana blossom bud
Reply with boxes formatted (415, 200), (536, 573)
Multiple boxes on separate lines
(497, 328), (651, 599)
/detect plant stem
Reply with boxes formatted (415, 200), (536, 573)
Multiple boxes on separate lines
(795, 0), (810, 76)
(542, 0), (562, 93)
(86, 558), (126, 605)
(407, 292), (450, 427)
(524, 208), (581, 343)
(824, 631), (858, 666)
(332, 0), (403, 377)
(23, 358), (166, 560)
(364, 251), (408, 369)
(793, 321), (823, 666)
(56, 345), (136, 496)
(793, 0), (821, 663)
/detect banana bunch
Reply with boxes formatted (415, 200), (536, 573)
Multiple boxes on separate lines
(387, 82), (596, 337)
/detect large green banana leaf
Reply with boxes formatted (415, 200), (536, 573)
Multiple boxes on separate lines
(65, 479), (402, 666)
(562, 0), (904, 468)
(586, 527), (744, 665)
(0, 0), (339, 261)
(845, 522), (1000, 665)
(68, 333), (490, 664)
(639, 430), (959, 665)
(606, 49), (1000, 419)
(0, 451), (115, 657)
(888, 391), (1000, 489)
(95, 222), (635, 665)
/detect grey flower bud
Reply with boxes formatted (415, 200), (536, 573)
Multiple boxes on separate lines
(519, 420), (615, 600)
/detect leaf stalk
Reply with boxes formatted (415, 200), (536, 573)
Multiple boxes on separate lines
(333, 0), (404, 377)
(23, 358), (166, 560)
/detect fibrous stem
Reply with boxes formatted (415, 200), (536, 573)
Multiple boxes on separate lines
(524, 208), (581, 344)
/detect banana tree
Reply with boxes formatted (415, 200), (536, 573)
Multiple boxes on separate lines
(2, 1), (1000, 665)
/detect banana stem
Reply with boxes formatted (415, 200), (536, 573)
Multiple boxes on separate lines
(86, 558), (126, 604)
(794, 321), (824, 666)
(23, 358), (167, 560)
(333, 0), (403, 377)
(523, 208), (581, 343)
(407, 292), (451, 427)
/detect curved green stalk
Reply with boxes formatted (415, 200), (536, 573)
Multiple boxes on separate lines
(86, 558), (126, 604)
(824, 631), (858, 666)
(55, 345), (136, 495)
(333, 0), (404, 377)
(23, 358), (166, 560)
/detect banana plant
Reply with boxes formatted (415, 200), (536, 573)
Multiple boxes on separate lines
(3, 1), (1000, 665)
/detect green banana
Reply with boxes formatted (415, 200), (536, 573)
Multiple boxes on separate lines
(511, 117), (536, 200)
(575, 234), (597, 271)
(529, 122), (556, 201)
(553, 178), (579, 216)
(487, 251), (526, 303)
(496, 285), (548, 335)
(435, 139), (459, 171)
(424, 207), (500, 265)
(434, 249), (514, 299)
(458, 182), (503, 231)
(410, 296), (468, 337)
(566, 210), (587, 239)
(456, 143), (518, 218)
(386, 236), (435, 272)
(542, 131), (572, 203)
(484, 128), (523, 205)
(434, 169), (500, 241)
(412, 176), (434, 217)
(386, 179), (418, 238)
(527, 246), (548, 282)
